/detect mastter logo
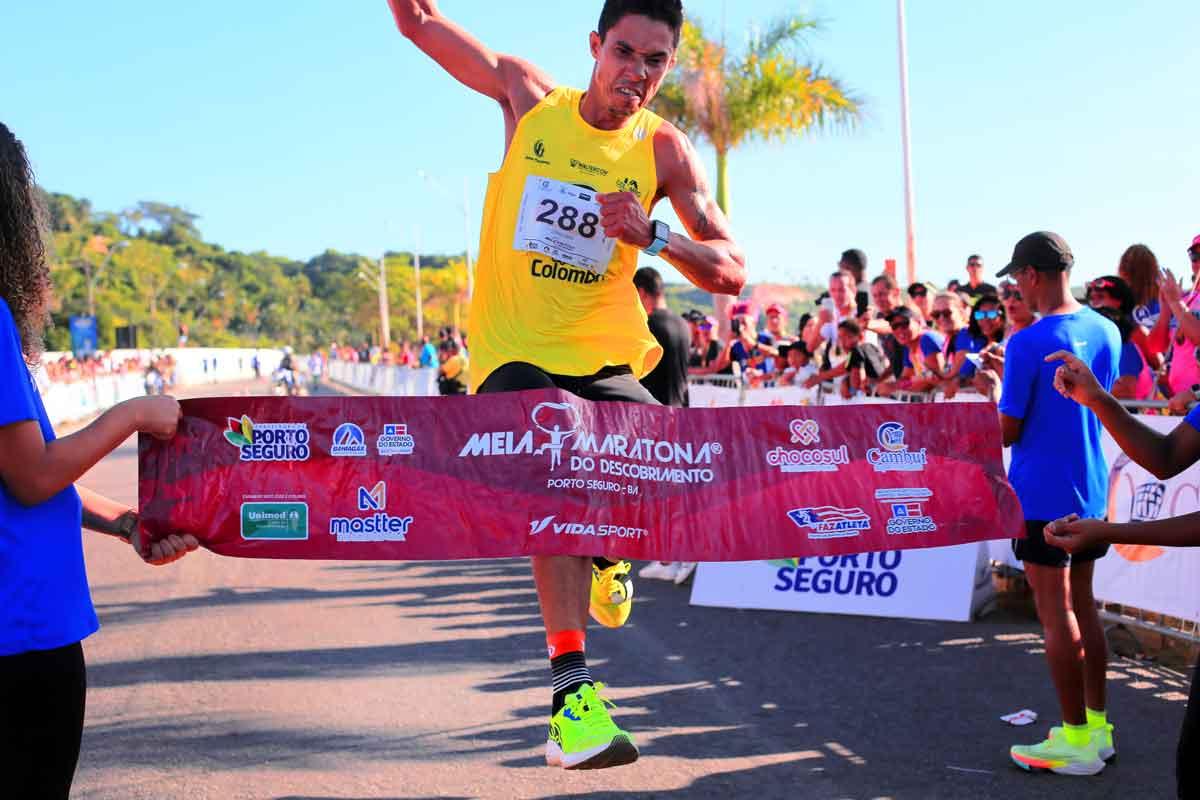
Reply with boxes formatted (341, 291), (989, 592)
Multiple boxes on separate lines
(328, 481), (413, 542)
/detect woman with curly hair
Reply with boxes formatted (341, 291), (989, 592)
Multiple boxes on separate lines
(0, 123), (199, 798)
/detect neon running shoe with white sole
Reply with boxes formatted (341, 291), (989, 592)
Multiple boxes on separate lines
(1010, 733), (1105, 776)
(638, 561), (678, 581)
(545, 683), (639, 770)
(1048, 722), (1116, 761)
(673, 562), (697, 585)
(589, 560), (633, 628)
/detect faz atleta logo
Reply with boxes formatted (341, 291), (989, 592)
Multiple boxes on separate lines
(458, 401), (724, 485)
(526, 138), (550, 165)
(866, 422), (927, 473)
(786, 506), (872, 540)
(875, 488), (937, 535)
(224, 415), (310, 462)
(765, 419), (849, 474)
(528, 515), (649, 540)
(329, 481), (413, 542)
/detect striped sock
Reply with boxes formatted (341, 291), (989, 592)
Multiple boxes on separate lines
(548, 629), (590, 715)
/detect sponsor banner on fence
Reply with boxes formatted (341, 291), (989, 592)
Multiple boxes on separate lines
(139, 392), (1022, 561)
(1094, 414), (1200, 623)
(689, 542), (995, 622)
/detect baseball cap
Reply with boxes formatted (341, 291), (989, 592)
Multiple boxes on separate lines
(765, 302), (785, 315)
(1189, 235), (1200, 253)
(997, 231), (1074, 277)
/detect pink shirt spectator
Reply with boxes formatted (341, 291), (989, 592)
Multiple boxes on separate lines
(1168, 289), (1200, 395)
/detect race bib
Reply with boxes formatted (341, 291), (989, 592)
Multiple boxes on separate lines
(513, 176), (616, 274)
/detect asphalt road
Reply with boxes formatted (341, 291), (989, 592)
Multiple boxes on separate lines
(70, 378), (1189, 799)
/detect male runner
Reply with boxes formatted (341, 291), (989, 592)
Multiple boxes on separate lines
(387, 0), (745, 770)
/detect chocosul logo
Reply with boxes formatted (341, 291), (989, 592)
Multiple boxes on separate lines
(765, 419), (848, 474)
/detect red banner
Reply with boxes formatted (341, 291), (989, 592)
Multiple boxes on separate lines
(138, 391), (1023, 561)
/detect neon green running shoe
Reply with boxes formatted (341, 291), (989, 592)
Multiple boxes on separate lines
(1048, 722), (1116, 762)
(545, 683), (639, 770)
(589, 560), (633, 629)
(1010, 732), (1105, 776)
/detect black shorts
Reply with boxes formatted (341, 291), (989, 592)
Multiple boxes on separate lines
(0, 641), (87, 799)
(1013, 519), (1110, 568)
(477, 362), (660, 406)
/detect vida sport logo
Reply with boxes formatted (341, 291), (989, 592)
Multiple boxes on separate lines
(458, 401), (724, 485)
(224, 415), (310, 462)
(528, 515), (649, 540)
(329, 481), (413, 542)
(866, 422), (927, 473)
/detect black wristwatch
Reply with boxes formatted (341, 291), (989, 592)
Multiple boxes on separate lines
(114, 512), (138, 543)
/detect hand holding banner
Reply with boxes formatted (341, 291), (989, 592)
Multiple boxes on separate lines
(139, 391), (1023, 562)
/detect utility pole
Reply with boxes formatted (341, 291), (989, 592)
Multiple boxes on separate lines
(414, 228), (424, 342)
(897, 0), (918, 284)
(377, 255), (391, 350)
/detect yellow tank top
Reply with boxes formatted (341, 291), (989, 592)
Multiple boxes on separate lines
(468, 86), (665, 392)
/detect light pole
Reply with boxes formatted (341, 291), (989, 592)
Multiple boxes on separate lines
(357, 255), (392, 351)
(417, 170), (474, 301)
(84, 240), (128, 318)
(896, 0), (918, 284)
(413, 228), (424, 343)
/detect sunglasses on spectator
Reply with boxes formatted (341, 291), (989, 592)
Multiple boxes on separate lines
(1190, 250), (1200, 262)
(908, 288), (927, 298)
(1001, 289), (1022, 301)
(1088, 278), (1118, 291)
(698, 323), (713, 330)
(890, 321), (910, 331)
(974, 309), (1003, 320)
(930, 309), (953, 320)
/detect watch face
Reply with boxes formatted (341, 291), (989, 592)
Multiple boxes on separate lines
(653, 221), (669, 243)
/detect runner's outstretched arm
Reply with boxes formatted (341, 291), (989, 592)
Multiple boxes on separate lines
(386, 0), (553, 110)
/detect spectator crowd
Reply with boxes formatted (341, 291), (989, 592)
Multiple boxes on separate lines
(676, 239), (1200, 415)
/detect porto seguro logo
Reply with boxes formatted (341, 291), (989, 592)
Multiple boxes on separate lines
(223, 415), (310, 462)
(866, 422), (927, 473)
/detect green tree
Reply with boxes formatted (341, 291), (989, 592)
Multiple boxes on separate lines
(653, 16), (862, 217)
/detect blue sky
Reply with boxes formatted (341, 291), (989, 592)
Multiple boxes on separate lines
(4, 1), (1198, 289)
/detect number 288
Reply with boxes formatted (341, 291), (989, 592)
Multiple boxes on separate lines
(536, 200), (599, 239)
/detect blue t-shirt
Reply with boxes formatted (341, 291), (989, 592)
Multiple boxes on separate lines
(952, 329), (989, 379)
(1187, 404), (1200, 433)
(1118, 341), (1143, 378)
(418, 342), (438, 368)
(0, 298), (98, 656)
(901, 331), (945, 370)
(999, 307), (1121, 521)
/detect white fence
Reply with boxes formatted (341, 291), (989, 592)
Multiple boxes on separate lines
(37, 347), (283, 426)
(326, 360), (439, 397)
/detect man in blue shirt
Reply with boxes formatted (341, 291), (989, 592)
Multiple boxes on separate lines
(418, 335), (438, 369)
(979, 231), (1122, 777)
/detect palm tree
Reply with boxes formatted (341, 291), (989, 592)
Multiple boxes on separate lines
(653, 16), (862, 319)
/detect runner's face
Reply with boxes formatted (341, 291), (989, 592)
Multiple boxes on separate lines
(590, 16), (677, 118)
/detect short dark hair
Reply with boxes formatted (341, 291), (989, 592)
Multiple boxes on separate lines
(871, 273), (897, 291)
(598, 0), (684, 45)
(837, 319), (861, 337)
(633, 265), (664, 297)
(839, 249), (868, 279)
(966, 254), (983, 265)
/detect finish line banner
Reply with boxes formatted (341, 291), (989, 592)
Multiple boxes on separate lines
(138, 391), (1023, 561)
